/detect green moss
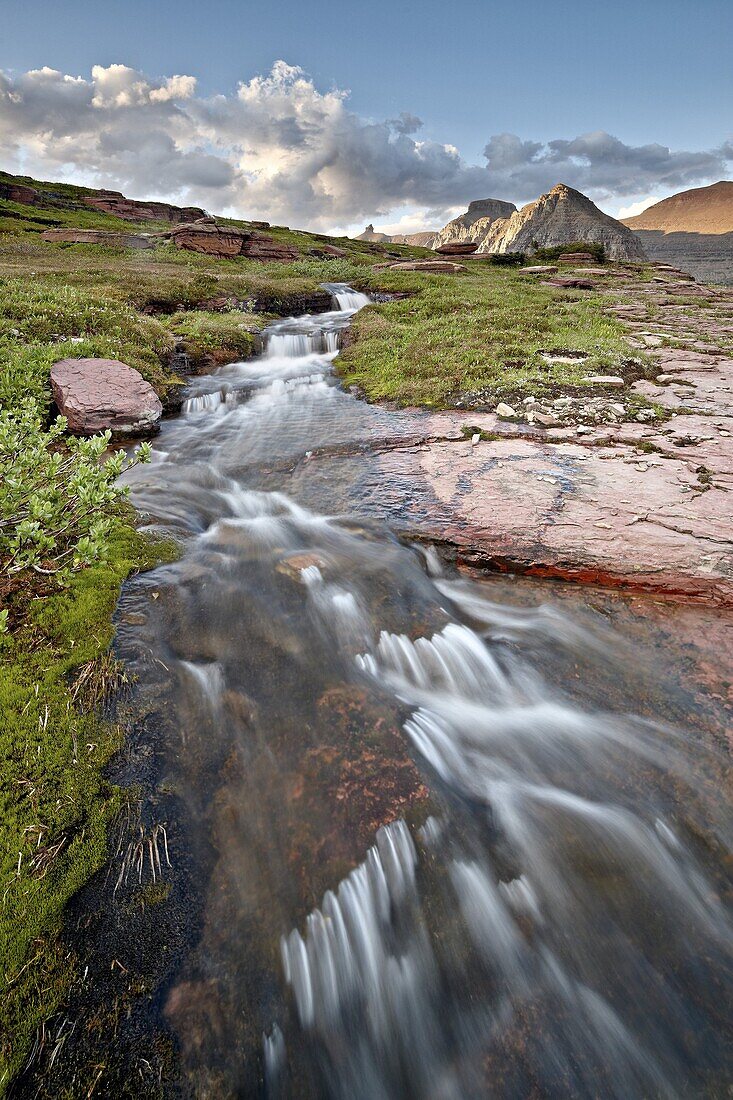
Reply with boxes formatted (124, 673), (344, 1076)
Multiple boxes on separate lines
(0, 519), (177, 1092)
(167, 309), (264, 367)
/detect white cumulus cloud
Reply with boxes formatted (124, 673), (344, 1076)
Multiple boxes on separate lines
(0, 61), (730, 232)
(617, 196), (662, 219)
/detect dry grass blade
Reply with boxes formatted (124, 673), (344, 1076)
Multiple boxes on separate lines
(70, 652), (129, 711)
(112, 821), (172, 896)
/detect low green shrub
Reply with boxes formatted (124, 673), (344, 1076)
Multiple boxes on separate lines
(0, 400), (150, 604)
(480, 252), (526, 266)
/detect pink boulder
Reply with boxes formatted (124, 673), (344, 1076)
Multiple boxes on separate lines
(435, 242), (479, 255)
(51, 358), (162, 436)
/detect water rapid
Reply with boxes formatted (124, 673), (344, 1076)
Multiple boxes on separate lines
(112, 285), (732, 1098)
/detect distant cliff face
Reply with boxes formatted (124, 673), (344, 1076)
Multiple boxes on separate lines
(485, 184), (646, 260)
(354, 224), (437, 246)
(431, 186), (643, 260)
(389, 231), (439, 247)
(623, 181), (733, 234)
(432, 198), (517, 249)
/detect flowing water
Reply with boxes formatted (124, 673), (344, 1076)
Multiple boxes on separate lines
(98, 285), (733, 1098)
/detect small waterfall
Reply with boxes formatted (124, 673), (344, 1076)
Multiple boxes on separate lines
(266, 331), (321, 358)
(182, 390), (225, 415)
(322, 282), (371, 312)
(357, 621), (511, 700)
(280, 820), (425, 1038)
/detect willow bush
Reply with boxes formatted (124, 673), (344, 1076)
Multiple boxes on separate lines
(0, 399), (151, 629)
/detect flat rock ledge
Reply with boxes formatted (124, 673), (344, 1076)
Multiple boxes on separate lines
(42, 228), (156, 249)
(293, 266), (733, 605)
(51, 358), (162, 436)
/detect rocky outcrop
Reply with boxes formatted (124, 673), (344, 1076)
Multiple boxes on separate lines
(169, 222), (299, 261)
(0, 181), (39, 204)
(487, 184), (646, 260)
(42, 228), (156, 249)
(432, 198), (517, 251)
(84, 190), (205, 224)
(623, 181), (733, 234)
(242, 234), (300, 261)
(355, 223), (392, 243)
(51, 358), (163, 436)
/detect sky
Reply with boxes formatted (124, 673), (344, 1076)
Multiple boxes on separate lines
(1, 0), (731, 234)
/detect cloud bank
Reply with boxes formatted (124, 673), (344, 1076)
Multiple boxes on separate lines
(1, 61), (730, 231)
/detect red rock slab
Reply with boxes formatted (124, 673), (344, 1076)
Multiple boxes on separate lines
(0, 182), (38, 204)
(372, 260), (466, 273)
(402, 437), (733, 602)
(51, 357), (162, 436)
(543, 277), (595, 289)
(632, 353), (733, 417)
(169, 221), (299, 261)
(84, 191), (204, 224)
(557, 252), (596, 262)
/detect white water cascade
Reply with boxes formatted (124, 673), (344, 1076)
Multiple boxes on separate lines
(112, 285), (733, 1100)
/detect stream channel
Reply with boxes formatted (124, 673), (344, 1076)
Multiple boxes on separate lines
(23, 286), (733, 1098)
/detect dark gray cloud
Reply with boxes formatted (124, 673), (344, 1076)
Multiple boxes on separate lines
(0, 62), (730, 230)
(388, 112), (423, 135)
(483, 129), (731, 204)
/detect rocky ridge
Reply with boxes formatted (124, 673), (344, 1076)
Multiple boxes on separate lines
(622, 182), (733, 286)
(623, 181), (733, 235)
(83, 189), (206, 224)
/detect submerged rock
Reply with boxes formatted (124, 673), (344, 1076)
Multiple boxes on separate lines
(50, 357), (163, 436)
